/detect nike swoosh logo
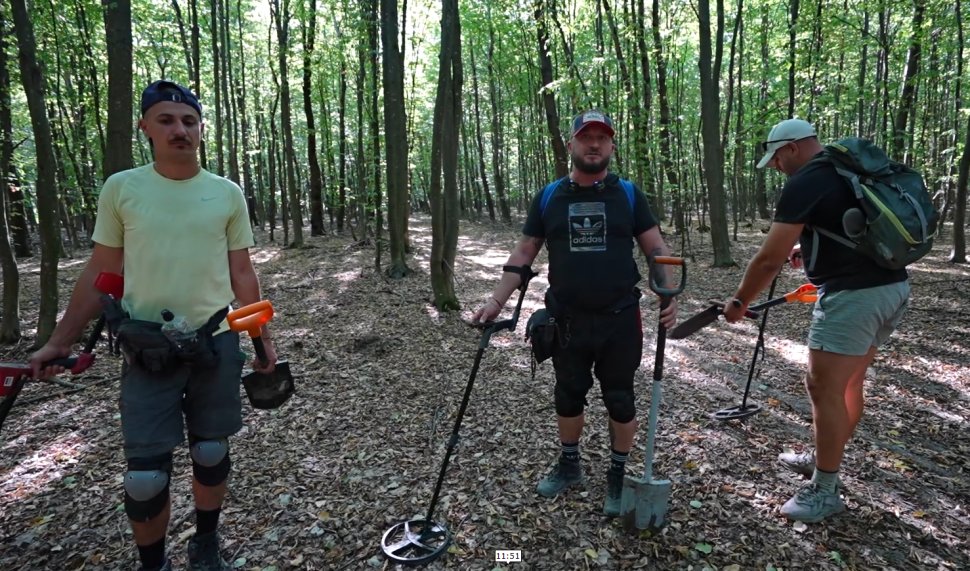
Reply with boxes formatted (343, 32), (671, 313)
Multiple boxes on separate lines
(201, 196), (218, 201)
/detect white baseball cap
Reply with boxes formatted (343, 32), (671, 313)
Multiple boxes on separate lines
(756, 119), (817, 168)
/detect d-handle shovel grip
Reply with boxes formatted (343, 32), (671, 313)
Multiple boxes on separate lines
(648, 256), (687, 298)
(227, 301), (276, 366)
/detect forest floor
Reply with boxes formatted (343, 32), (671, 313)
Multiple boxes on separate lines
(1, 214), (968, 571)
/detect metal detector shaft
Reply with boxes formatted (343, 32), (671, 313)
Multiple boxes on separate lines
(422, 265), (537, 522)
(738, 276), (779, 409)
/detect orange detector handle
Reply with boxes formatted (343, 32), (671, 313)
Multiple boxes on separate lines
(783, 283), (818, 304)
(648, 255), (687, 298)
(651, 256), (684, 266)
(227, 301), (274, 337)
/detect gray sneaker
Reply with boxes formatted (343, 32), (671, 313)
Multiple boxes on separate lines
(778, 448), (815, 478)
(536, 457), (584, 498)
(780, 482), (846, 523)
(602, 470), (624, 516)
(187, 532), (231, 571)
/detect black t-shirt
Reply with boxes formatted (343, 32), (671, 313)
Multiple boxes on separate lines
(774, 154), (907, 291)
(523, 173), (658, 310)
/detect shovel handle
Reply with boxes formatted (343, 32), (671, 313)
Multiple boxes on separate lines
(251, 336), (269, 366)
(228, 301), (275, 337)
(647, 256), (686, 298)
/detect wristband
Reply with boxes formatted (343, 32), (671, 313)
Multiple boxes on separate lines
(489, 297), (503, 308)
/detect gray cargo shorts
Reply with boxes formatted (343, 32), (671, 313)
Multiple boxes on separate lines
(119, 330), (246, 459)
(808, 281), (910, 356)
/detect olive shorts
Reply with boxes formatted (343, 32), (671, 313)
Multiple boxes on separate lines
(119, 330), (246, 459)
(808, 281), (910, 356)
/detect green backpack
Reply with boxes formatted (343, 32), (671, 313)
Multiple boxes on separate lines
(807, 137), (939, 271)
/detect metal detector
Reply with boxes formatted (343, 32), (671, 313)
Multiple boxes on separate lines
(380, 265), (537, 566)
(711, 277), (797, 421)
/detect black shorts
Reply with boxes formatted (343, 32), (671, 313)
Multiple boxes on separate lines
(551, 303), (643, 402)
(119, 331), (246, 459)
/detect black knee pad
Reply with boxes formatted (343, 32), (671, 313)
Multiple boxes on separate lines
(603, 389), (636, 423)
(189, 435), (231, 486)
(554, 382), (587, 417)
(124, 453), (173, 522)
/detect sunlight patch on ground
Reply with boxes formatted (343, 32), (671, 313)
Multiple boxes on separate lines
(250, 248), (280, 264)
(1, 432), (89, 503)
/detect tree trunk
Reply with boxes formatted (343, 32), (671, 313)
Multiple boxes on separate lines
(235, 0), (256, 229)
(102, 0), (133, 179)
(892, 0), (926, 163)
(368, 0), (382, 271)
(303, 0), (324, 236)
(429, 0), (461, 311)
(486, 12), (510, 223)
(210, 0), (224, 174)
(273, 0), (303, 246)
(11, 0), (61, 343)
(652, 0), (681, 229)
(381, 0), (412, 277)
(535, 0), (568, 179)
(469, 41), (495, 222)
(191, 0), (206, 167)
(698, 0), (733, 266)
(0, 12), (21, 343)
(787, 0), (799, 117)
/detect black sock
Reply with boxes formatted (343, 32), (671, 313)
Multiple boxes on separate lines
(196, 507), (221, 536)
(561, 441), (580, 462)
(137, 538), (166, 570)
(610, 449), (628, 474)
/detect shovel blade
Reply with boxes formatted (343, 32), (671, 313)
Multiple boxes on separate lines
(242, 360), (294, 409)
(619, 474), (671, 532)
(668, 305), (722, 340)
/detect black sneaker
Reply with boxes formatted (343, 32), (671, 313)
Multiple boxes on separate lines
(603, 470), (624, 516)
(137, 559), (172, 571)
(187, 532), (231, 571)
(536, 457), (584, 498)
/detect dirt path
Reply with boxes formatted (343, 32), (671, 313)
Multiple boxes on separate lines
(1, 215), (968, 570)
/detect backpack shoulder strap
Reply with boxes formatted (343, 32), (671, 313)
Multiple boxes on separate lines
(539, 177), (568, 214)
(618, 178), (636, 213)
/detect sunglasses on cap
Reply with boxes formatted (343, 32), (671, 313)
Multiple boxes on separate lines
(758, 138), (797, 152)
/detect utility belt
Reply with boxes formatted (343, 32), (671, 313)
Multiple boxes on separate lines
(106, 304), (230, 374)
(528, 288), (642, 363)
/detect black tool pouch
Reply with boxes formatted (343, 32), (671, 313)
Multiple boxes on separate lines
(176, 308), (229, 369)
(116, 320), (177, 374)
(525, 308), (557, 364)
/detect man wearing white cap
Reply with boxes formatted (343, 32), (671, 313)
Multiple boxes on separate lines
(722, 118), (910, 523)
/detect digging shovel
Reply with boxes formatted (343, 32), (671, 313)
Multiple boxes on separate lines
(620, 256), (685, 533)
(227, 301), (294, 409)
(668, 283), (818, 340)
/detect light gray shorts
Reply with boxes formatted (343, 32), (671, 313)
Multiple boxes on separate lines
(119, 331), (246, 459)
(808, 281), (910, 356)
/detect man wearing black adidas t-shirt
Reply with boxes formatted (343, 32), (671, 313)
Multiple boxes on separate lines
(723, 119), (910, 523)
(472, 109), (677, 517)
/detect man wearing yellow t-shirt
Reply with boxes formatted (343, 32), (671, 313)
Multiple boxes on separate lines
(30, 80), (276, 571)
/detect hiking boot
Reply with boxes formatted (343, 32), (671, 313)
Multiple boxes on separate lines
(536, 457), (584, 498)
(137, 559), (172, 571)
(780, 482), (846, 523)
(602, 470), (624, 517)
(778, 448), (816, 478)
(187, 532), (231, 571)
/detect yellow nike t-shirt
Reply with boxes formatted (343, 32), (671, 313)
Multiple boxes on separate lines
(92, 164), (255, 329)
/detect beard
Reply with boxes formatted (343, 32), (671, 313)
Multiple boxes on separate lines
(572, 153), (611, 174)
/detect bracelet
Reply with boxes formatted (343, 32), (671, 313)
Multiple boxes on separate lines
(489, 297), (503, 308)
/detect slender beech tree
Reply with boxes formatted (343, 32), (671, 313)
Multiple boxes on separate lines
(272, 0), (303, 246)
(10, 0), (61, 342)
(102, 0), (133, 179)
(381, 0), (412, 278)
(429, 0), (461, 310)
(698, 0), (733, 266)
(0, 9), (21, 342)
(303, 0), (324, 235)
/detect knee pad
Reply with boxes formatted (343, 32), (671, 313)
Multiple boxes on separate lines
(603, 389), (636, 423)
(124, 453), (172, 522)
(189, 436), (231, 486)
(554, 382), (587, 418)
